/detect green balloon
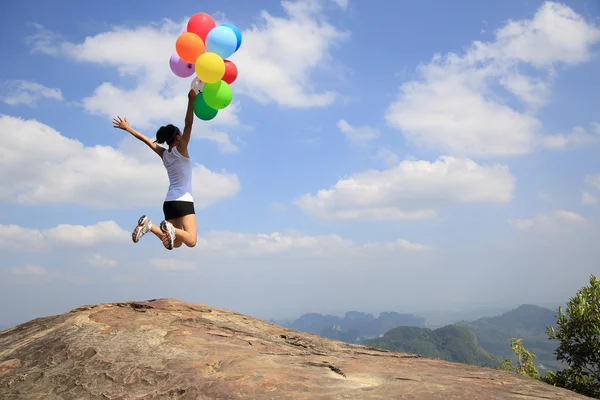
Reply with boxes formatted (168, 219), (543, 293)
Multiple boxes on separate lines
(202, 80), (232, 110)
(193, 94), (218, 121)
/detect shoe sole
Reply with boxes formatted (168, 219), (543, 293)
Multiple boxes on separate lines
(132, 215), (149, 243)
(160, 221), (175, 250)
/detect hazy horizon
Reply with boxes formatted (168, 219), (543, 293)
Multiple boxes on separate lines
(0, 293), (566, 329)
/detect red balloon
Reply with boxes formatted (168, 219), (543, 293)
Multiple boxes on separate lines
(222, 60), (238, 84)
(187, 13), (216, 42)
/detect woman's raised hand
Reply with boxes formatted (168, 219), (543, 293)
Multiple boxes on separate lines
(112, 116), (131, 131)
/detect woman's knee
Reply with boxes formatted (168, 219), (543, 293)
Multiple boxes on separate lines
(185, 232), (197, 248)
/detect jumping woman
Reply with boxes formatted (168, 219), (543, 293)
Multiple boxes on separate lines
(112, 89), (198, 250)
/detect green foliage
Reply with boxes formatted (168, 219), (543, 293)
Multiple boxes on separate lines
(545, 274), (600, 398)
(543, 367), (599, 398)
(498, 275), (600, 398)
(498, 338), (540, 379)
(363, 325), (499, 367)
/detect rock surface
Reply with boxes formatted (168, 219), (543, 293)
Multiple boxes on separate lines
(0, 298), (592, 399)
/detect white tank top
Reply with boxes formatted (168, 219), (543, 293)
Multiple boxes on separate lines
(162, 147), (193, 202)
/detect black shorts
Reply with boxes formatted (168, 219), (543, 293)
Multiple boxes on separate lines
(163, 200), (195, 220)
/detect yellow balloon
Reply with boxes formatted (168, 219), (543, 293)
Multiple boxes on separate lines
(195, 52), (225, 83)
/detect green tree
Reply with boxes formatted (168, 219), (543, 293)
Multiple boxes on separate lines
(498, 338), (540, 379)
(545, 274), (600, 398)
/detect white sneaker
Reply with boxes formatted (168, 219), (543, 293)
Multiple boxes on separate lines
(160, 220), (176, 250)
(132, 215), (152, 243)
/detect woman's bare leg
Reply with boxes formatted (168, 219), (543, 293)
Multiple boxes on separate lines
(159, 215), (196, 250)
(150, 224), (164, 240)
(132, 215), (185, 249)
(171, 214), (197, 247)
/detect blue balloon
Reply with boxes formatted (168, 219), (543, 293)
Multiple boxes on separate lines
(206, 26), (238, 59)
(221, 23), (242, 52)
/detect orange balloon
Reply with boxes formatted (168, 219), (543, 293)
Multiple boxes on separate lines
(175, 32), (205, 63)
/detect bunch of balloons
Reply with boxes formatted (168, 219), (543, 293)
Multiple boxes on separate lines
(168, 12), (242, 121)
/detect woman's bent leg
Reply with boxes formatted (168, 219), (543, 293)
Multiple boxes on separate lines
(150, 224), (164, 240)
(160, 201), (197, 249)
(179, 213), (197, 247)
(164, 215), (196, 248)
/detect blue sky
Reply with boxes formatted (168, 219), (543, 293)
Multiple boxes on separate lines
(1, 0), (600, 326)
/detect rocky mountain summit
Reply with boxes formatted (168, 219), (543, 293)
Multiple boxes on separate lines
(0, 298), (592, 399)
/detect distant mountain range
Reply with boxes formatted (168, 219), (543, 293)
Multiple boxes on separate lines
(279, 304), (564, 372)
(456, 304), (565, 371)
(363, 325), (500, 368)
(277, 311), (426, 342)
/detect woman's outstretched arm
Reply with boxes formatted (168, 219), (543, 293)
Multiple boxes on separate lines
(179, 89), (196, 151)
(112, 116), (164, 158)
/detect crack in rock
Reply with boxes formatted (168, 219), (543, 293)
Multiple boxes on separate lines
(305, 362), (346, 378)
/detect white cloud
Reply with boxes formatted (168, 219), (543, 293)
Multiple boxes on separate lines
(0, 221), (128, 252)
(0, 224), (46, 251)
(337, 120), (379, 144)
(508, 210), (587, 233)
(585, 173), (600, 190)
(386, 72), (542, 157)
(25, 23), (62, 55)
(373, 148), (400, 166)
(582, 191), (598, 205)
(498, 73), (551, 111)
(0, 115), (240, 209)
(294, 156), (515, 220)
(227, 0), (349, 107)
(540, 125), (600, 149)
(196, 126), (240, 153)
(1, 220), (427, 263)
(43, 221), (128, 246)
(486, 3), (600, 67)
(385, 2), (600, 158)
(195, 229), (428, 258)
(149, 258), (196, 271)
(1, 80), (63, 106)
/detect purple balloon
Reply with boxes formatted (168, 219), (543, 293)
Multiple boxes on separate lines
(169, 52), (195, 78)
